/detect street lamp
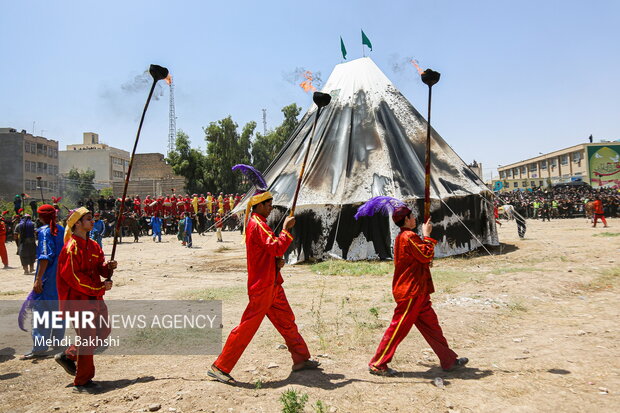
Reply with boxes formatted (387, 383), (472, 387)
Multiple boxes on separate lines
(36, 176), (44, 203)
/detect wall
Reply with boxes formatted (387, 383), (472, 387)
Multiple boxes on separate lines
(0, 132), (24, 199)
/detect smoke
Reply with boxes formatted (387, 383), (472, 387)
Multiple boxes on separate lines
(98, 69), (167, 119)
(121, 70), (165, 100)
(389, 53), (419, 74)
(283, 67), (323, 89)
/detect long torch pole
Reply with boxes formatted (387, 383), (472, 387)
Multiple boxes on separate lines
(423, 85), (433, 222)
(110, 65), (169, 270)
(289, 91), (331, 216)
(421, 69), (440, 222)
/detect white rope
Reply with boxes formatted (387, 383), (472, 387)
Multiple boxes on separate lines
(439, 197), (494, 257)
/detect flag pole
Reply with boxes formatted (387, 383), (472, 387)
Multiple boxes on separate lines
(420, 69), (440, 222)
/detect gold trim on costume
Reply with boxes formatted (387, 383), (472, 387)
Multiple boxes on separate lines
(373, 298), (413, 367)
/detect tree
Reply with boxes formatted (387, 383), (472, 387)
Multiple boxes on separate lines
(99, 187), (113, 197)
(65, 168), (97, 204)
(204, 116), (256, 193)
(252, 103), (301, 173)
(166, 130), (207, 194)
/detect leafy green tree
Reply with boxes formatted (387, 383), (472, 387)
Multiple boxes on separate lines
(204, 116), (256, 193)
(166, 130), (207, 194)
(65, 168), (97, 204)
(99, 187), (113, 197)
(252, 103), (301, 173)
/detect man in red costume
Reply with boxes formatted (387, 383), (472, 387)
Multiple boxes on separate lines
(143, 195), (153, 216)
(133, 195), (142, 215)
(208, 190), (319, 384)
(368, 205), (467, 376)
(592, 196), (608, 228)
(54, 207), (117, 393)
(0, 210), (9, 268)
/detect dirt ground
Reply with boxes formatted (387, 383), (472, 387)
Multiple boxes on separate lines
(1, 217), (619, 413)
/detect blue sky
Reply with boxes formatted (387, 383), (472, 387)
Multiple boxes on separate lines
(2, 0), (618, 180)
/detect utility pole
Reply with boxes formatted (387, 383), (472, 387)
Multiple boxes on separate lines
(262, 109), (267, 135)
(168, 77), (177, 156)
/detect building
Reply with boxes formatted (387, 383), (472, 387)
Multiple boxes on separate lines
(494, 140), (620, 191)
(59, 132), (130, 188)
(112, 153), (186, 198)
(0, 127), (60, 201)
(467, 160), (483, 180)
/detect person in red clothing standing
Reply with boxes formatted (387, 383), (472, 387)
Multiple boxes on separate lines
(592, 196), (608, 228)
(53, 207), (117, 393)
(0, 211), (9, 268)
(356, 197), (467, 376)
(208, 190), (319, 384)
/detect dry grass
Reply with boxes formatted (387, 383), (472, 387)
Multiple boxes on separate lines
(176, 286), (246, 301)
(0, 290), (26, 297)
(592, 232), (620, 237)
(309, 260), (392, 276)
(579, 266), (620, 291)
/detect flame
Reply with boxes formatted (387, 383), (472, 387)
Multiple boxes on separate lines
(410, 59), (424, 75)
(165, 74), (172, 86)
(299, 71), (317, 92)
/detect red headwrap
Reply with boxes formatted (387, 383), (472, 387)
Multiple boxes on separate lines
(37, 204), (58, 236)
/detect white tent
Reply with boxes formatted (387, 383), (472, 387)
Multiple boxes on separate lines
(241, 57), (498, 261)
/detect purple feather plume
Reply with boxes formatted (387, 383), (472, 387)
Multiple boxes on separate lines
(18, 290), (37, 332)
(354, 196), (406, 220)
(232, 164), (267, 190)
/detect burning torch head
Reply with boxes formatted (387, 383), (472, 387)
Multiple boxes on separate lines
(421, 69), (440, 87)
(149, 64), (170, 82)
(313, 92), (332, 108)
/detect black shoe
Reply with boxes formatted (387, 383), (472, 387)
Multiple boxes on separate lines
(72, 380), (102, 394)
(444, 357), (469, 371)
(55, 353), (76, 376)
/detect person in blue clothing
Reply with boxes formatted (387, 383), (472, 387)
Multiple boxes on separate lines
(20, 204), (66, 360)
(183, 212), (193, 248)
(151, 212), (162, 242)
(90, 212), (105, 248)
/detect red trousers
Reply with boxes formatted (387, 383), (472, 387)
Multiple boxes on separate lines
(369, 294), (457, 370)
(214, 284), (310, 374)
(0, 235), (7, 266)
(64, 306), (111, 386)
(593, 214), (607, 227)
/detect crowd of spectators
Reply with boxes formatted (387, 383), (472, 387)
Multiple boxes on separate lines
(496, 184), (619, 219)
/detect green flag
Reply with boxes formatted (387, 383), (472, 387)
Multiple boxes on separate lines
(340, 36), (347, 60)
(361, 30), (372, 51)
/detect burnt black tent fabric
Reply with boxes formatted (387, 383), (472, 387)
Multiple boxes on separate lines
(238, 57), (498, 261)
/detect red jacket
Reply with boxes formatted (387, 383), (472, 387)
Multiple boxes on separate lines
(245, 212), (293, 295)
(391, 228), (437, 302)
(56, 235), (110, 311)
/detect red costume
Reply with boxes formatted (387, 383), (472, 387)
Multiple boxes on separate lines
(143, 197), (153, 216)
(57, 234), (111, 386)
(0, 218), (8, 267)
(184, 197), (193, 213)
(213, 212), (310, 374)
(133, 197), (142, 215)
(369, 228), (458, 371)
(593, 199), (607, 227)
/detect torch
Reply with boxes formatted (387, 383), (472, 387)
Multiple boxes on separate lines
(110, 64), (170, 267)
(36, 176), (44, 203)
(289, 91), (331, 216)
(420, 69), (440, 222)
